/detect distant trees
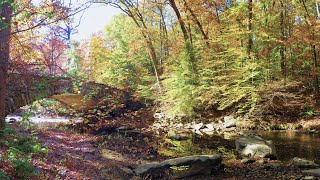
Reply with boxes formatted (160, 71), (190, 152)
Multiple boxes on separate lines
(3, 0), (320, 126)
(87, 0), (320, 119)
(0, 0), (87, 130)
(98, 0), (163, 90)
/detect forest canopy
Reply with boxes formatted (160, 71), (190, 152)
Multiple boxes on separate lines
(87, 0), (320, 119)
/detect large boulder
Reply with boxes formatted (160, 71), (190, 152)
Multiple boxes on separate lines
(293, 157), (319, 169)
(235, 135), (277, 159)
(134, 154), (222, 178)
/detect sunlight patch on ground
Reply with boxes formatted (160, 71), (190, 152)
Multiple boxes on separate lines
(100, 149), (128, 162)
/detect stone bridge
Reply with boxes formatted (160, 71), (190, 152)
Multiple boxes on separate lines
(5, 73), (73, 115)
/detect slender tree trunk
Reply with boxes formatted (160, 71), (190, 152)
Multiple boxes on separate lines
(169, 0), (197, 82)
(316, 0), (320, 18)
(0, 1), (12, 130)
(247, 0), (253, 59)
(214, 2), (220, 23)
(169, 0), (196, 67)
(182, 0), (209, 45)
(159, 8), (169, 58)
(280, 1), (286, 85)
(315, 0), (320, 101)
(313, 44), (320, 101)
(168, 0), (189, 42)
(301, 0), (320, 101)
(120, 2), (162, 90)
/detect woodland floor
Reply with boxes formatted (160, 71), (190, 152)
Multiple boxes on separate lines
(2, 80), (320, 179)
(2, 123), (304, 180)
(1, 105), (309, 180)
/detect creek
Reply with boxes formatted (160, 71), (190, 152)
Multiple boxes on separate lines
(245, 130), (320, 163)
(5, 114), (82, 128)
(190, 130), (320, 163)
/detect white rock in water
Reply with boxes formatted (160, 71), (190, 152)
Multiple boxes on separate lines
(224, 116), (234, 121)
(223, 116), (237, 128)
(194, 123), (203, 130)
(205, 124), (214, 131)
(235, 135), (277, 159)
(194, 130), (203, 136)
(202, 129), (215, 136)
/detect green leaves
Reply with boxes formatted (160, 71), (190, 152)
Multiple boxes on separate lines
(0, 171), (10, 180)
(13, 159), (39, 180)
(21, 11), (31, 19)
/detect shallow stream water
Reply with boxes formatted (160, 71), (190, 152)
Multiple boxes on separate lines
(5, 114), (82, 128)
(188, 130), (320, 163)
(246, 130), (320, 163)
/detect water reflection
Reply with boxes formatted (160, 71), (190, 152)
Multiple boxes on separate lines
(247, 131), (320, 163)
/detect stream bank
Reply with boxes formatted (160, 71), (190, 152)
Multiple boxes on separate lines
(3, 93), (320, 179)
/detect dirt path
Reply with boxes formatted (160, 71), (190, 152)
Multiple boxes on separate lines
(33, 129), (137, 180)
(32, 129), (100, 179)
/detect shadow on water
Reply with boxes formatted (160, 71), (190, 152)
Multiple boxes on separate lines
(246, 131), (320, 163)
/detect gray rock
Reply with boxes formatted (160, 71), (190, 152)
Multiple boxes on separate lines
(193, 130), (203, 136)
(241, 158), (256, 164)
(293, 157), (319, 169)
(205, 124), (215, 131)
(167, 131), (189, 141)
(201, 128), (215, 136)
(303, 169), (320, 176)
(8, 118), (16, 124)
(134, 154), (222, 178)
(235, 135), (277, 159)
(184, 123), (193, 129)
(223, 116), (237, 128)
(120, 167), (135, 176)
(303, 176), (316, 180)
(194, 123), (204, 130)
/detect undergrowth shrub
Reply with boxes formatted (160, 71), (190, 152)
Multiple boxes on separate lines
(0, 128), (48, 179)
(13, 159), (39, 179)
(0, 171), (10, 180)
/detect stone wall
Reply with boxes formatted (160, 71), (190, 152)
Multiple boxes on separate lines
(5, 73), (73, 114)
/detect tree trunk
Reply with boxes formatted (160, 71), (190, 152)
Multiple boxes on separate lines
(0, 1), (12, 130)
(114, 0), (162, 90)
(316, 0), (320, 18)
(247, 0), (253, 59)
(169, 0), (196, 80)
(280, 1), (286, 85)
(168, 0), (189, 42)
(313, 44), (320, 102)
(301, 0), (320, 101)
(182, 0), (209, 45)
